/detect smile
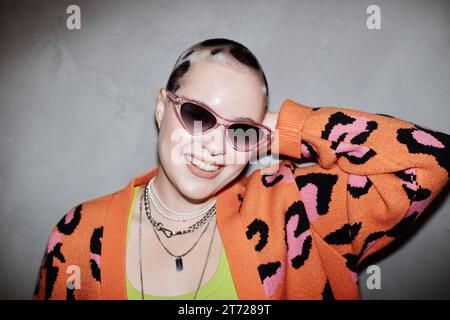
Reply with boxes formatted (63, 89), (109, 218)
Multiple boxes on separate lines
(186, 155), (221, 172)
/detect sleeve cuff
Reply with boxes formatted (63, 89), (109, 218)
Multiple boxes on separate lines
(275, 99), (313, 159)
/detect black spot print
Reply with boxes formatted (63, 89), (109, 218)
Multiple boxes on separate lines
(324, 222), (362, 245)
(257, 261), (282, 284)
(322, 280), (335, 300)
(291, 235), (312, 269)
(262, 174), (283, 187)
(395, 170), (417, 200)
(284, 201), (312, 269)
(397, 126), (450, 178)
(322, 112), (378, 164)
(43, 242), (65, 299)
(246, 219), (269, 252)
(295, 173), (339, 216)
(348, 177), (373, 199)
(90, 227), (103, 282)
(57, 204), (82, 236)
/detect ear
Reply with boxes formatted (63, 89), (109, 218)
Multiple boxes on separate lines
(155, 87), (168, 129)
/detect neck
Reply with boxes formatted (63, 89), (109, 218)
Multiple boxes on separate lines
(152, 167), (215, 214)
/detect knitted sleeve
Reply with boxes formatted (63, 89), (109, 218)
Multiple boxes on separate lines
(275, 99), (449, 271)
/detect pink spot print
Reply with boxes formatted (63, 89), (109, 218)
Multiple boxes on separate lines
(336, 143), (371, 158)
(64, 207), (75, 224)
(264, 175), (278, 184)
(406, 198), (433, 218)
(348, 174), (368, 188)
(47, 231), (61, 253)
(263, 166), (295, 185)
(286, 214), (312, 262)
(412, 130), (445, 148)
(279, 165), (295, 184)
(402, 181), (416, 190)
(262, 263), (285, 297)
(300, 184), (320, 222)
(328, 116), (370, 143)
(301, 143), (311, 158)
(90, 253), (101, 268)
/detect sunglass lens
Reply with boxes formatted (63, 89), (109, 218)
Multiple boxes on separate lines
(180, 103), (217, 132)
(227, 123), (266, 150)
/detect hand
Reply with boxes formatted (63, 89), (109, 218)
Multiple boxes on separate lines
(257, 111), (278, 155)
(263, 111), (278, 133)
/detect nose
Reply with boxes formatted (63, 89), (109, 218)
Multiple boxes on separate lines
(203, 125), (226, 156)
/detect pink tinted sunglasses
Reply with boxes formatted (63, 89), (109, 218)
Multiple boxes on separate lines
(166, 91), (272, 152)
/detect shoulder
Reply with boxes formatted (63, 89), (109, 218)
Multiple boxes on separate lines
(34, 191), (117, 299)
(51, 190), (117, 271)
(56, 192), (114, 241)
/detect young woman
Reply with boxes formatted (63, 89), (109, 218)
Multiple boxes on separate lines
(33, 38), (449, 300)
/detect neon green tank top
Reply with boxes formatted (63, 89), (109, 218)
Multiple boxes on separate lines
(126, 186), (239, 300)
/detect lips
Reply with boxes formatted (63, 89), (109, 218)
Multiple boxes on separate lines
(185, 155), (224, 179)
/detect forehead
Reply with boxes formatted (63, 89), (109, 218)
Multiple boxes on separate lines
(176, 60), (266, 121)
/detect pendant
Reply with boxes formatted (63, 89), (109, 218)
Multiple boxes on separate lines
(175, 257), (183, 272)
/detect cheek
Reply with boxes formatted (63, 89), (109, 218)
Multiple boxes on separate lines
(158, 115), (191, 164)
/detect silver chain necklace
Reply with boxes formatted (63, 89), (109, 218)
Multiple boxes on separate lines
(138, 190), (217, 300)
(143, 182), (216, 238)
(148, 177), (215, 222)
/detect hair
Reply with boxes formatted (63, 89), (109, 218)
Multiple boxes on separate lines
(165, 38), (269, 110)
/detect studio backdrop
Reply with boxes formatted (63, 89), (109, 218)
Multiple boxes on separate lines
(0, 0), (449, 299)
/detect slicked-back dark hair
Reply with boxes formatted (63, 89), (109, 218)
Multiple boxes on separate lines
(166, 38), (269, 110)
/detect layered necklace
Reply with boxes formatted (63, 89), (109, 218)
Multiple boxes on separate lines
(138, 177), (217, 300)
(143, 178), (216, 239)
(147, 177), (216, 222)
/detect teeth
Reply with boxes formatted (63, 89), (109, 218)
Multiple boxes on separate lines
(186, 155), (220, 172)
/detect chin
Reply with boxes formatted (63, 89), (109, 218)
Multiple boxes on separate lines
(174, 168), (235, 201)
(176, 180), (217, 202)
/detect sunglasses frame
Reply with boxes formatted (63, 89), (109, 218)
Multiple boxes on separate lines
(166, 90), (273, 152)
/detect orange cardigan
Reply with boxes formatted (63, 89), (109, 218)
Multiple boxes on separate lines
(33, 99), (449, 300)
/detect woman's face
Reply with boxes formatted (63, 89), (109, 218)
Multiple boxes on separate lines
(155, 59), (267, 201)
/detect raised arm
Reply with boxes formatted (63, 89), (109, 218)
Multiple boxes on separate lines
(267, 99), (449, 273)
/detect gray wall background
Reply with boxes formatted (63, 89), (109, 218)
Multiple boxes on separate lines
(0, 0), (449, 299)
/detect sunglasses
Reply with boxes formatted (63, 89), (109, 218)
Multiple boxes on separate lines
(166, 91), (272, 152)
